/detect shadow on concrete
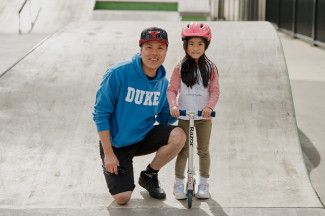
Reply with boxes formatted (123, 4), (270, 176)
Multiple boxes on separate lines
(299, 128), (321, 175)
(177, 197), (229, 216)
(107, 196), (228, 216)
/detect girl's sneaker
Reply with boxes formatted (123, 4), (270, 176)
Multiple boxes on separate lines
(196, 183), (210, 199)
(173, 182), (187, 200)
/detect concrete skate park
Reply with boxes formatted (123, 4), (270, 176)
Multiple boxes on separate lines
(1, 1), (325, 215)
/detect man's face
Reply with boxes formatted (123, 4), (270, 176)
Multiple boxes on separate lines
(140, 41), (167, 72)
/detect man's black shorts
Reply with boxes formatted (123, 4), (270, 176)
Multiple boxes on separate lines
(99, 124), (179, 195)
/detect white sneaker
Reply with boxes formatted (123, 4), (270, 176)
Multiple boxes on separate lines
(196, 183), (210, 199)
(173, 182), (187, 200)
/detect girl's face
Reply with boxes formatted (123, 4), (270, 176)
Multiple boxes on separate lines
(186, 37), (206, 61)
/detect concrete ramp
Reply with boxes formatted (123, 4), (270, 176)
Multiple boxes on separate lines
(0, 0), (94, 34)
(0, 0), (26, 33)
(0, 21), (322, 212)
(32, 0), (95, 34)
(208, 22), (322, 207)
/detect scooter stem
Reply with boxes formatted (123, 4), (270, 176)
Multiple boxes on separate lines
(187, 112), (195, 189)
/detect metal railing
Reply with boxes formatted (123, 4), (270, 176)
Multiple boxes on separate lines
(18, 0), (41, 34)
(210, 0), (266, 21)
(265, 0), (325, 47)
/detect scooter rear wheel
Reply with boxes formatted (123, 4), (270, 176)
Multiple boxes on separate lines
(187, 190), (193, 208)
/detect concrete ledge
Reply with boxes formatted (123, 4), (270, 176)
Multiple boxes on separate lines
(96, 0), (177, 3)
(94, 0), (178, 11)
(93, 10), (179, 21)
(178, 0), (210, 17)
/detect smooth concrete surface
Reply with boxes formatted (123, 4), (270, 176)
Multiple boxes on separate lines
(96, 0), (178, 2)
(92, 10), (180, 21)
(178, 0), (210, 17)
(31, 0), (95, 34)
(0, 0), (94, 77)
(0, 0), (181, 33)
(1, 207), (325, 216)
(278, 32), (325, 205)
(279, 32), (325, 82)
(0, 0), (94, 34)
(0, 34), (48, 77)
(292, 80), (325, 202)
(205, 21), (321, 208)
(0, 0), (26, 33)
(0, 22), (323, 214)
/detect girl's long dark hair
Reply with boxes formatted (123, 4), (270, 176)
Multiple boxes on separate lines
(181, 38), (214, 88)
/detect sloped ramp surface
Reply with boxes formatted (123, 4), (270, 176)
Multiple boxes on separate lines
(209, 21), (322, 207)
(0, 21), (322, 210)
(0, 0), (94, 34)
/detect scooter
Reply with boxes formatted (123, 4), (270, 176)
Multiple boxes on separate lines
(179, 110), (215, 209)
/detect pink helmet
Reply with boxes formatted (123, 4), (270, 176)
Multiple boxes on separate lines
(181, 22), (212, 41)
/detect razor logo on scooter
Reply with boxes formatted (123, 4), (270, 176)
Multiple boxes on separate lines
(189, 127), (194, 146)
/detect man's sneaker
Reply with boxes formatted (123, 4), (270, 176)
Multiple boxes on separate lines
(173, 182), (187, 200)
(138, 171), (166, 199)
(196, 183), (210, 199)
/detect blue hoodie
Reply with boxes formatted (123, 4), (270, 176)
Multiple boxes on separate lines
(93, 53), (176, 148)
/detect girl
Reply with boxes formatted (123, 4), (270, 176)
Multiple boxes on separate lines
(167, 22), (220, 199)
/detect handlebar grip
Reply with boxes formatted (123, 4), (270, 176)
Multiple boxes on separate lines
(198, 111), (216, 117)
(179, 110), (187, 116)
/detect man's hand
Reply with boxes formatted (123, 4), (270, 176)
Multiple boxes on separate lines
(170, 105), (180, 118)
(202, 106), (213, 119)
(104, 152), (120, 175)
(99, 130), (120, 175)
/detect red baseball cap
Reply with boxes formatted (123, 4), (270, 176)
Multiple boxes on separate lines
(139, 27), (169, 46)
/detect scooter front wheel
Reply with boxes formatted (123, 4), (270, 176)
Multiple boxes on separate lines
(187, 190), (193, 208)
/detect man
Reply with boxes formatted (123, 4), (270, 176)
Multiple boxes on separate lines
(93, 27), (186, 205)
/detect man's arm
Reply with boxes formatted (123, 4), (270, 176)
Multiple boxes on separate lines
(93, 70), (121, 175)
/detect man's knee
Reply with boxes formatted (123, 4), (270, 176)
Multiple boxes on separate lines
(113, 191), (132, 205)
(169, 127), (186, 148)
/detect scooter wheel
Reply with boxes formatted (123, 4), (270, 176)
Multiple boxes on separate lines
(187, 190), (193, 208)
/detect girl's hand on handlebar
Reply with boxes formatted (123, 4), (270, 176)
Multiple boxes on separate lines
(202, 106), (212, 119)
(170, 105), (180, 118)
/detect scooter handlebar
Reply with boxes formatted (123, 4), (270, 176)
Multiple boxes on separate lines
(179, 110), (187, 116)
(179, 110), (216, 117)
